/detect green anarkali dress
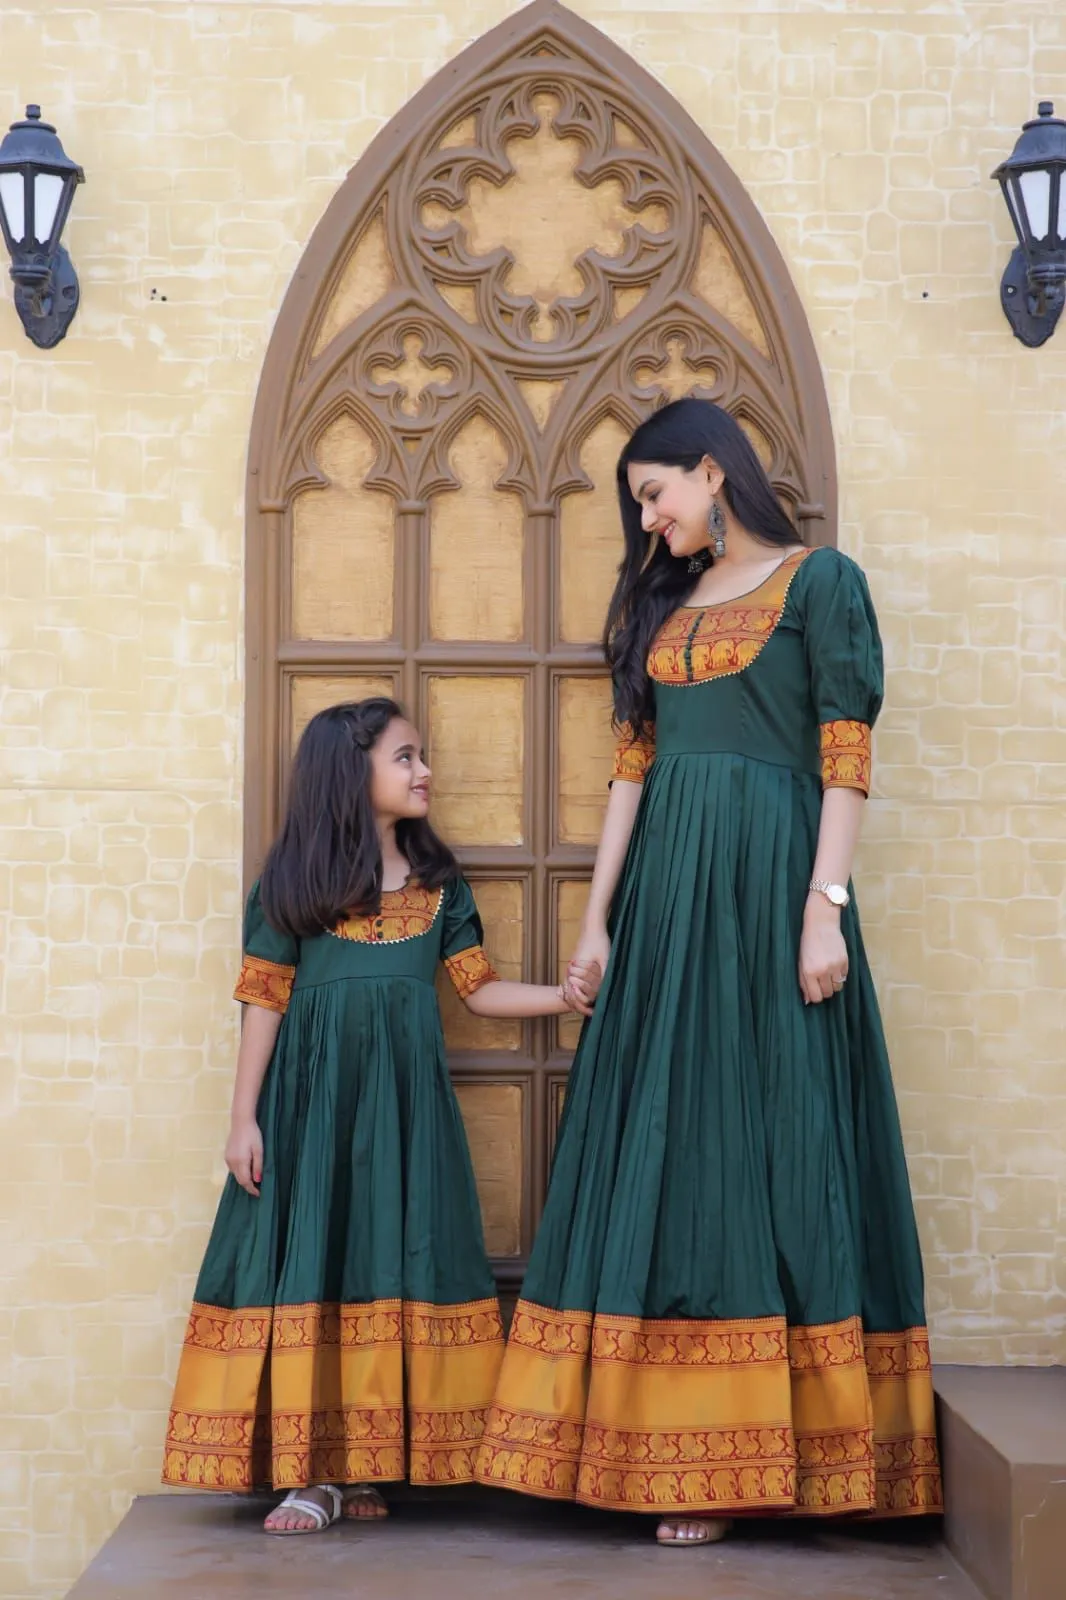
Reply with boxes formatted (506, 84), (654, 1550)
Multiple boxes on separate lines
(163, 875), (505, 1493)
(476, 546), (942, 1519)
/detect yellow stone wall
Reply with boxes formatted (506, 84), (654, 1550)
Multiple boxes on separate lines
(2, 2), (1064, 1592)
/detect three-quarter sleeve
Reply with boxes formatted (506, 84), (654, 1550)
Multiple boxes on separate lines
(611, 721), (656, 784)
(233, 880), (299, 1014)
(440, 877), (500, 1000)
(800, 550), (884, 796)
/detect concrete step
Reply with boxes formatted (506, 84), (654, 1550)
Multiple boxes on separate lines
(68, 1489), (979, 1600)
(936, 1364), (1066, 1600)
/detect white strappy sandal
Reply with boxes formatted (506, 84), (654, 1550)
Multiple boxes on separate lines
(265, 1484), (343, 1536)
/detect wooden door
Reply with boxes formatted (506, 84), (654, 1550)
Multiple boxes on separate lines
(245, 0), (835, 1287)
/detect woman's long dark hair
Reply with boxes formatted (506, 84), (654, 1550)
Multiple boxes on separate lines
(604, 398), (802, 739)
(259, 698), (458, 938)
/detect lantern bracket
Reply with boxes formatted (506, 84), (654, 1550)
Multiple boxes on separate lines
(1000, 243), (1066, 348)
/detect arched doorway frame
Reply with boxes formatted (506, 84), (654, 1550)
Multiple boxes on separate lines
(242, 0), (836, 1276)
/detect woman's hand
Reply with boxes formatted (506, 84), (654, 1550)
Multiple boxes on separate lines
(798, 896), (849, 1005)
(226, 1117), (264, 1197)
(566, 924), (611, 1011)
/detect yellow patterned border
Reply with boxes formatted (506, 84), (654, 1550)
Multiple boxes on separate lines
(611, 725), (656, 783)
(179, 1297), (502, 1354)
(865, 1326), (931, 1377)
(443, 945), (501, 1000)
(182, 1303), (275, 1353)
(332, 884), (444, 944)
(593, 1316), (790, 1368)
(788, 1318), (866, 1369)
(873, 1437), (942, 1515)
(820, 719), (872, 794)
(507, 1302), (592, 1356)
(163, 1297), (504, 1492)
(648, 549), (811, 687)
(233, 954), (295, 1014)
(475, 1302), (942, 1516)
(509, 1305), (800, 1368)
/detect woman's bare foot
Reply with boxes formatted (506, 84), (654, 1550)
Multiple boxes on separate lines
(656, 1516), (732, 1546)
(343, 1484), (389, 1521)
(263, 1485), (342, 1534)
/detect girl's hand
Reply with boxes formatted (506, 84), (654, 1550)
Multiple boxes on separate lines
(226, 1118), (264, 1197)
(562, 958), (602, 1015)
(798, 898), (849, 1005)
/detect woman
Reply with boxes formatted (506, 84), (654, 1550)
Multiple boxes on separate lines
(476, 399), (942, 1545)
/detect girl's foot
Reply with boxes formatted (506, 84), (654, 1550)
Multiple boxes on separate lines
(656, 1516), (732, 1547)
(343, 1484), (389, 1521)
(264, 1485), (343, 1535)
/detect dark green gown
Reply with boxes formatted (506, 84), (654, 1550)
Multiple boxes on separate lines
(477, 547), (942, 1518)
(163, 875), (504, 1492)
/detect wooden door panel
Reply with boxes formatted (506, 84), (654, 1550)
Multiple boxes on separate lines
(557, 415), (631, 645)
(291, 415), (395, 641)
(428, 414), (525, 643)
(424, 674), (527, 848)
(556, 675), (616, 847)
(289, 673), (396, 753)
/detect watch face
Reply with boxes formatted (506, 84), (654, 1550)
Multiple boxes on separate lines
(827, 884), (848, 907)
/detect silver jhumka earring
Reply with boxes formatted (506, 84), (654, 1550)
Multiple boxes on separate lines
(709, 499), (726, 560)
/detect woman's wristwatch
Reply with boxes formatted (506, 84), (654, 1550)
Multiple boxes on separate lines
(809, 879), (849, 908)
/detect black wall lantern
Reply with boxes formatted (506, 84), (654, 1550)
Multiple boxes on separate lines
(0, 106), (85, 349)
(992, 101), (1066, 348)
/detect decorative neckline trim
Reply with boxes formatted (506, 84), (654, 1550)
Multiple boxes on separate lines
(330, 884), (444, 945)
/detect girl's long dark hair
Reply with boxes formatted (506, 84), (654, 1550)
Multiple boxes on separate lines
(604, 398), (802, 739)
(259, 698), (458, 938)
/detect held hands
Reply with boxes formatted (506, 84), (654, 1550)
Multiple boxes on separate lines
(562, 923), (612, 1015)
(226, 1117), (264, 1197)
(798, 894), (849, 1005)
(561, 956), (603, 1016)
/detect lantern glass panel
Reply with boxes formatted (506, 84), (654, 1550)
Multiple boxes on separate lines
(1019, 169), (1051, 240)
(1002, 179), (1022, 240)
(34, 173), (63, 244)
(0, 172), (26, 242)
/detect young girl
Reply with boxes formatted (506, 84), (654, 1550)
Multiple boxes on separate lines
(162, 698), (600, 1534)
